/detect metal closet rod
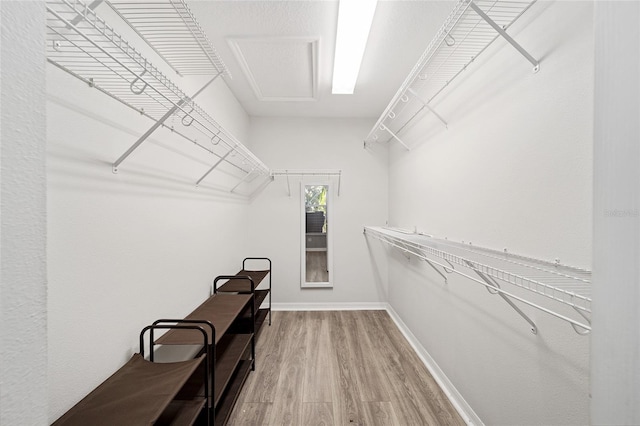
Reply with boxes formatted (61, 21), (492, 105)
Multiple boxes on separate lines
(47, 0), (269, 190)
(48, 58), (256, 180)
(49, 0), (254, 165)
(363, 0), (471, 145)
(364, 0), (540, 149)
(270, 169), (342, 176)
(270, 169), (342, 197)
(364, 227), (591, 334)
(383, 227), (592, 312)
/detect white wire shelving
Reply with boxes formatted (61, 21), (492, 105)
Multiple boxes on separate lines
(46, 0), (269, 193)
(270, 169), (343, 197)
(106, 0), (229, 77)
(364, 0), (539, 149)
(364, 226), (591, 334)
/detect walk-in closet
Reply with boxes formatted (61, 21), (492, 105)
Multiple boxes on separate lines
(1, 0), (639, 425)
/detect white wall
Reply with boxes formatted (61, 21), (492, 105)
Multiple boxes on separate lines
(381, 1), (593, 424)
(592, 2), (640, 424)
(0, 2), (48, 424)
(46, 23), (255, 422)
(246, 117), (389, 307)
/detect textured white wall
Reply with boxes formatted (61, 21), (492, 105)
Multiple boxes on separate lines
(46, 47), (254, 422)
(592, 2), (640, 423)
(246, 117), (389, 307)
(0, 1), (48, 424)
(382, 1), (593, 424)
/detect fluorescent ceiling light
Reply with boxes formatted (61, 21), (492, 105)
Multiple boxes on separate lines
(331, 0), (378, 94)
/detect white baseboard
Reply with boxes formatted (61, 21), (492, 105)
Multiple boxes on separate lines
(271, 302), (388, 311)
(385, 304), (484, 426)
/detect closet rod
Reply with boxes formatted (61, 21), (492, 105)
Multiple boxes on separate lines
(47, 58), (251, 177)
(364, 0), (540, 148)
(270, 170), (342, 197)
(47, 0), (270, 188)
(113, 72), (222, 173)
(365, 226), (591, 334)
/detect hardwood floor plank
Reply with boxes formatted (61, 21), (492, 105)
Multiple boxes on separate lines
(302, 311), (333, 403)
(341, 311), (391, 403)
(369, 311), (465, 426)
(306, 252), (328, 282)
(301, 402), (334, 426)
(328, 311), (365, 425)
(227, 310), (464, 426)
(226, 402), (271, 425)
(239, 311), (290, 403)
(267, 312), (307, 425)
(361, 401), (401, 426)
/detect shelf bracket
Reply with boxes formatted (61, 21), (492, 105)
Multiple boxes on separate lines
(466, 260), (538, 335)
(379, 124), (410, 151)
(570, 307), (591, 335)
(407, 88), (448, 129)
(419, 251), (448, 283)
(112, 72), (222, 173)
(195, 147), (235, 186)
(468, 0), (540, 73)
(68, 0), (103, 27)
(230, 166), (257, 193)
(286, 171), (291, 197)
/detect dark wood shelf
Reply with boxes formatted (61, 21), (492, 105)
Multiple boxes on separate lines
(156, 293), (252, 346)
(255, 309), (268, 334)
(215, 264), (272, 339)
(214, 334), (253, 407)
(52, 354), (206, 426)
(216, 270), (269, 293)
(54, 259), (269, 426)
(214, 360), (253, 426)
(152, 291), (256, 426)
(158, 399), (207, 426)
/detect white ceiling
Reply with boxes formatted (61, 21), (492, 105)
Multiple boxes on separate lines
(187, 1), (456, 118)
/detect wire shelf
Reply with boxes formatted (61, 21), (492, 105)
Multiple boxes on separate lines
(46, 0), (269, 189)
(365, 226), (591, 332)
(106, 0), (230, 77)
(364, 0), (538, 148)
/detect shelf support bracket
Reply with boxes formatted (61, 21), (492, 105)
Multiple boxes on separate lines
(468, 0), (540, 72)
(286, 171), (291, 197)
(195, 147), (235, 186)
(570, 307), (591, 335)
(407, 88), (448, 129)
(466, 260), (538, 335)
(112, 72), (222, 173)
(248, 175), (275, 200)
(379, 124), (410, 151)
(419, 251), (448, 283)
(230, 166), (257, 193)
(68, 0), (103, 27)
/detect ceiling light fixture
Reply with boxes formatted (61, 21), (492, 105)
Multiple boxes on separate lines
(331, 0), (378, 95)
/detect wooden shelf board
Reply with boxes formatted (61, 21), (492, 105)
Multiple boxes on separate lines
(156, 294), (252, 346)
(214, 360), (253, 426)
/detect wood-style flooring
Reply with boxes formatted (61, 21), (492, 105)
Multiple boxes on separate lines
(305, 252), (329, 282)
(228, 310), (464, 425)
